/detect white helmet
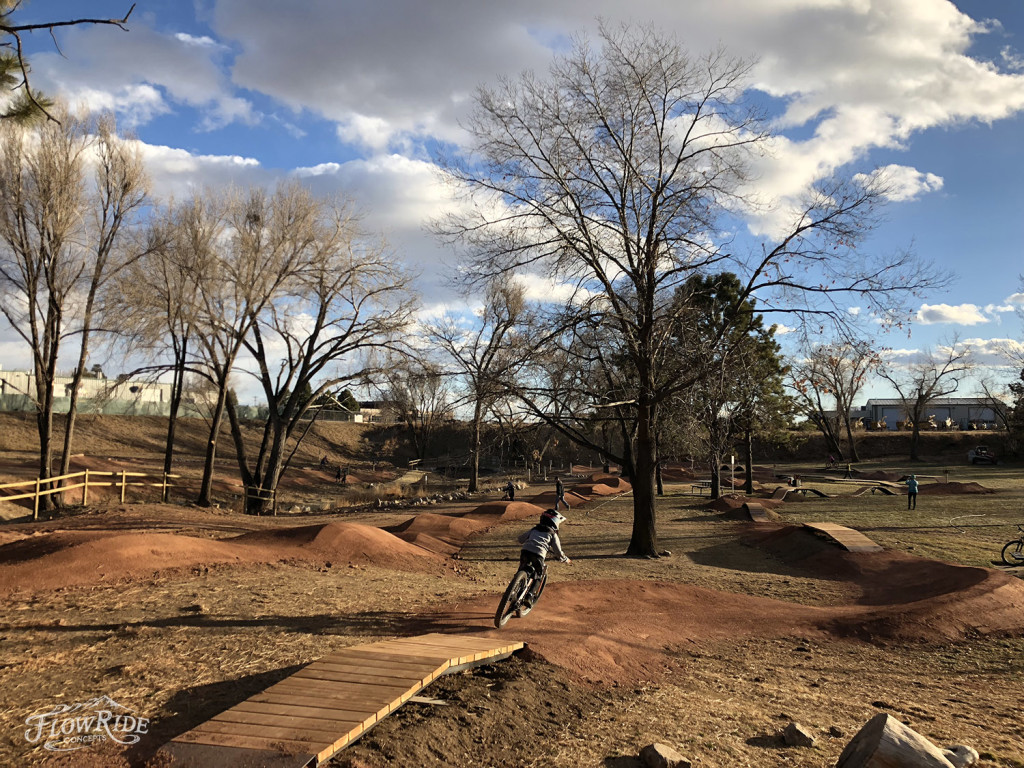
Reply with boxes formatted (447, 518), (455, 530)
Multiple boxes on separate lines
(540, 509), (566, 529)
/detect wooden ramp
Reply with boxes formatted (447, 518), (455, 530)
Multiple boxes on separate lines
(803, 522), (883, 553)
(160, 633), (524, 768)
(742, 502), (772, 522)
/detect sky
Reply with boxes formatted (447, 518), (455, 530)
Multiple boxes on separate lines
(6, 0), (1024, 404)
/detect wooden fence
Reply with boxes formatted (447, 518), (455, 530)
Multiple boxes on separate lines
(0, 469), (179, 520)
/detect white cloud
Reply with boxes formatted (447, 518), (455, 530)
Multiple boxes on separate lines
(960, 337), (1024, 366)
(1006, 292), (1024, 305)
(915, 303), (989, 325)
(854, 164), (944, 202)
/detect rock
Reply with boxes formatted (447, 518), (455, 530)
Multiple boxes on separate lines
(783, 722), (816, 747)
(837, 713), (956, 768)
(942, 746), (980, 767)
(639, 742), (691, 768)
(829, 726), (845, 738)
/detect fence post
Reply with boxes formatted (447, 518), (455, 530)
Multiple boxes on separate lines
(120, 470), (127, 503)
(83, 469), (90, 506)
(33, 477), (40, 521)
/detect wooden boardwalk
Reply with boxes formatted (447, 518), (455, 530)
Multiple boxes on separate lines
(160, 633), (524, 768)
(803, 522), (883, 553)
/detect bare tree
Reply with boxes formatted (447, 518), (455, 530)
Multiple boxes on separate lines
(57, 116), (151, 480)
(189, 185), (309, 507)
(0, 112), (85, 495)
(113, 194), (220, 476)
(879, 340), (974, 461)
(376, 354), (454, 461)
(789, 340), (880, 463)
(427, 276), (527, 492)
(1, 1), (135, 122)
(435, 24), (942, 556)
(222, 192), (415, 514)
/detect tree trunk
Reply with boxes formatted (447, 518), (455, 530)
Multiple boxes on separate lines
(163, 351), (187, 476)
(710, 457), (721, 500)
(744, 428), (754, 493)
(836, 713), (955, 768)
(910, 424), (922, 461)
(197, 381), (230, 506)
(625, 403), (657, 557)
(843, 416), (861, 462)
(655, 459), (664, 496)
(469, 401), (482, 493)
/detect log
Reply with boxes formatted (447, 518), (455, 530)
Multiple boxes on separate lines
(835, 713), (955, 768)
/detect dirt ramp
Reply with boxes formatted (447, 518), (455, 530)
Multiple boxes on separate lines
(471, 501), (545, 521)
(0, 522), (445, 596)
(921, 481), (994, 495)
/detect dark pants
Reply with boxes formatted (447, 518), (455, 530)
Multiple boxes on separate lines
(908, 492), (917, 510)
(518, 550), (545, 602)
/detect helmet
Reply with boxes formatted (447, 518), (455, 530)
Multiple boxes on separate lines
(540, 509), (566, 529)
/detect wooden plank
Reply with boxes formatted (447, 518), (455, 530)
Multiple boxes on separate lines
(247, 692), (391, 720)
(174, 729), (320, 754)
(319, 650), (446, 667)
(292, 667), (431, 686)
(309, 660), (444, 681)
(189, 718), (343, 746)
(210, 709), (364, 733)
(230, 700), (378, 725)
(267, 677), (417, 696)
(803, 522), (883, 553)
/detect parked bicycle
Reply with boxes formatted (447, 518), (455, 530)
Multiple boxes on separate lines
(1001, 524), (1024, 566)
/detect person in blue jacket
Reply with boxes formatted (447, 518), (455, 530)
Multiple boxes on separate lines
(905, 474), (919, 510)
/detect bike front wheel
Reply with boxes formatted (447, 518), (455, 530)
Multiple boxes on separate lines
(495, 571), (530, 628)
(1001, 540), (1024, 566)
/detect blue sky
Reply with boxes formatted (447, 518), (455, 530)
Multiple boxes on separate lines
(7, 0), (1024, 403)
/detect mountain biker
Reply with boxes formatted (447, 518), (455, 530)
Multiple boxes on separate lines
(516, 509), (571, 608)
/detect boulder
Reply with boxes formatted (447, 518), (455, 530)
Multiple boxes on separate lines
(783, 722), (816, 747)
(639, 742), (691, 768)
(836, 714), (956, 768)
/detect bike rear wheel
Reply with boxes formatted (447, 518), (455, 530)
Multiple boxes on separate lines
(1001, 540), (1024, 566)
(495, 571), (530, 628)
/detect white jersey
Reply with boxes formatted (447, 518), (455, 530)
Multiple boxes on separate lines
(518, 527), (567, 562)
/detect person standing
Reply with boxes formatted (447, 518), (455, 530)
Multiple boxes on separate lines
(906, 474), (919, 510)
(503, 479), (515, 501)
(554, 475), (569, 510)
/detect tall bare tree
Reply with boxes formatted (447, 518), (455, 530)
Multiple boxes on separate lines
(435, 24), (941, 556)
(57, 116), (151, 480)
(0, 111), (85, 495)
(879, 340), (974, 461)
(222, 192), (415, 514)
(427, 276), (527, 492)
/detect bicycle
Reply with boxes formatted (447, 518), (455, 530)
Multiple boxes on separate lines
(494, 561), (548, 628)
(1000, 524), (1024, 566)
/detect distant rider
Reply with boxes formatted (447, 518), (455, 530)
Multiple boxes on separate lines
(516, 509), (571, 608)
(503, 480), (515, 501)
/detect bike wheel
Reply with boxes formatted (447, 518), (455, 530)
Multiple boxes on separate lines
(495, 571), (530, 628)
(1001, 540), (1024, 566)
(516, 573), (548, 618)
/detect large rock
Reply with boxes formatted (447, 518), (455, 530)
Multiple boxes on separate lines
(639, 742), (691, 768)
(783, 721), (816, 747)
(836, 713), (956, 768)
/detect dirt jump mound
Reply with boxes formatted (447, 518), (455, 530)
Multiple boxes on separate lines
(0, 522), (445, 596)
(921, 481), (994, 495)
